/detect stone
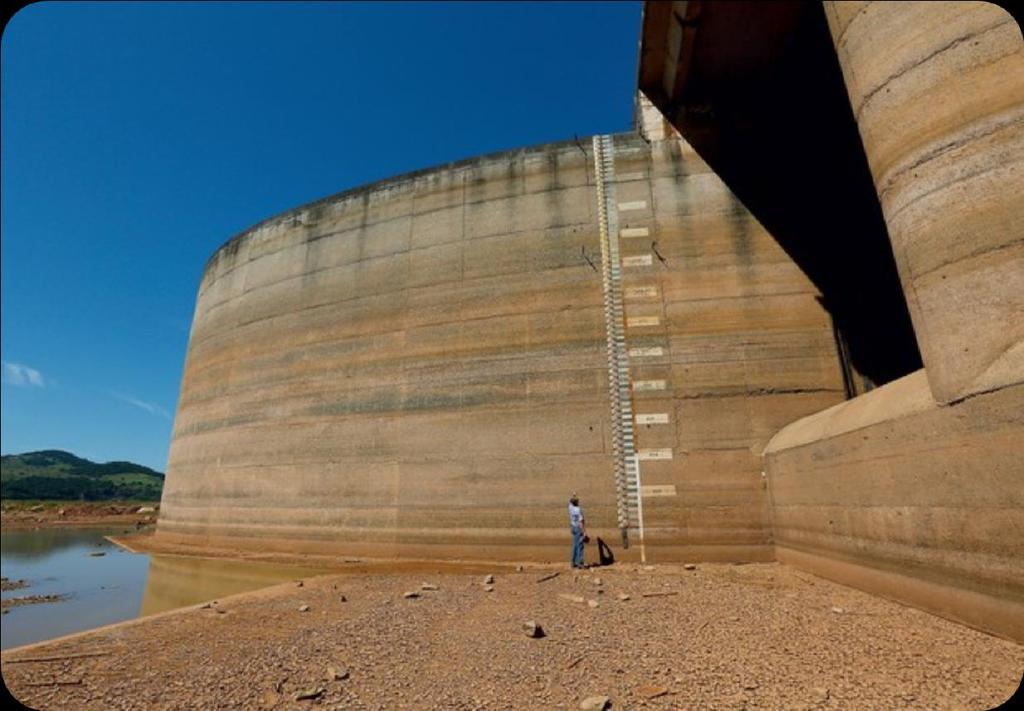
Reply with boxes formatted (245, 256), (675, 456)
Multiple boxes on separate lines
(483, 575), (495, 584)
(88, 552), (106, 557)
(325, 666), (350, 681)
(483, 585), (495, 593)
(831, 607), (844, 614)
(591, 578), (602, 586)
(743, 681), (758, 690)
(617, 593), (631, 602)
(403, 591), (420, 599)
(296, 581), (304, 587)
(559, 594), (586, 604)
(299, 604), (310, 612)
(580, 695), (611, 710)
(643, 565), (656, 571)
(136, 506), (156, 514)
(684, 564), (696, 570)
(421, 583), (439, 591)
(294, 687), (325, 701)
(587, 599), (599, 608)
(57, 509), (65, 516)
(522, 621), (545, 638)
(339, 595), (347, 602)
(516, 565), (525, 572)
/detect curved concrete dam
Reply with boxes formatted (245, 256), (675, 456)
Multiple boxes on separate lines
(158, 132), (847, 562)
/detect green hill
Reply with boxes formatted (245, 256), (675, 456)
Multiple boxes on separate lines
(0, 450), (164, 501)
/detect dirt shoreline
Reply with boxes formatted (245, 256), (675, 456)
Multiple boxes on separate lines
(2, 560), (1021, 710)
(0, 501), (158, 532)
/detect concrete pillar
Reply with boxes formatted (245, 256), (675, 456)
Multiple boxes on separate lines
(824, 1), (1024, 403)
(636, 90), (680, 142)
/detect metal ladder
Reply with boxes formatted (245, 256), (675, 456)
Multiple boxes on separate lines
(593, 135), (644, 555)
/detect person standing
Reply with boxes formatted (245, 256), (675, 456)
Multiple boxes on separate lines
(568, 493), (586, 568)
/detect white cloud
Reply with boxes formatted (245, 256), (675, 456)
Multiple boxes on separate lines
(111, 391), (172, 420)
(1, 361), (47, 388)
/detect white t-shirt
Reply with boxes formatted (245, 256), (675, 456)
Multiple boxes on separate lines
(568, 503), (583, 530)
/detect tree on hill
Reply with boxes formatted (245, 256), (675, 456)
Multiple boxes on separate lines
(0, 450), (164, 501)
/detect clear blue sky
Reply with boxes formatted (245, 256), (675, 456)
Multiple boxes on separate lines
(1, 1), (643, 471)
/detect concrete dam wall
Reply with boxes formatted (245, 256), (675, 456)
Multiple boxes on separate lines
(158, 132), (846, 562)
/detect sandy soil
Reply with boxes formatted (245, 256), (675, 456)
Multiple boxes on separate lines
(2, 561), (1021, 710)
(0, 502), (158, 531)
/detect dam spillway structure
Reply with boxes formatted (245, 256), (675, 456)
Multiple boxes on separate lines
(158, 129), (849, 564)
(159, 0), (1024, 644)
(635, 0), (1024, 642)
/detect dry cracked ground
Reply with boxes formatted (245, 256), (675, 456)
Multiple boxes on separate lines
(2, 562), (1021, 710)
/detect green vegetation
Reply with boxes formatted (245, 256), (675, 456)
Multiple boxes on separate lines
(0, 450), (164, 501)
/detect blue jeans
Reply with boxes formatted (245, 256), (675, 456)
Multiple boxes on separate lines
(571, 527), (585, 568)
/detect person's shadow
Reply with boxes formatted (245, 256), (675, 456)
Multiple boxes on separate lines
(596, 537), (615, 566)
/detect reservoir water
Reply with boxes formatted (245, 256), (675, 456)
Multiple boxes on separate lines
(1, 527), (327, 651)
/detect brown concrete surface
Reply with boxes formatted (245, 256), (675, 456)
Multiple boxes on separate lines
(765, 370), (1024, 642)
(3, 562), (1022, 710)
(825, 0), (1024, 403)
(160, 133), (845, 562)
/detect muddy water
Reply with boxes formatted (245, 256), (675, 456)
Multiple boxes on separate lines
(0, 528), (328, 650)
(138, 555), (328, 617)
